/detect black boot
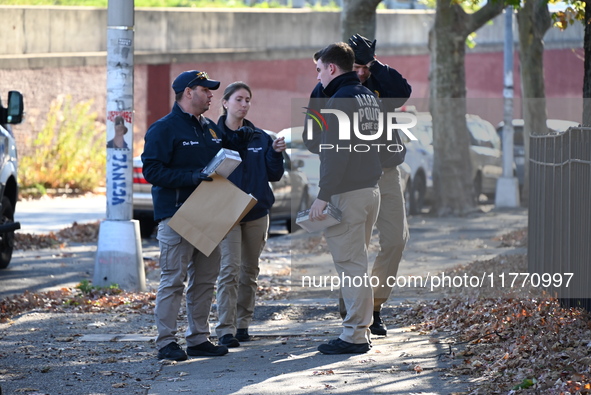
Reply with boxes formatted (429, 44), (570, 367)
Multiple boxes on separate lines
(236, 328), (251, 342)
(369, 311), (387, 336)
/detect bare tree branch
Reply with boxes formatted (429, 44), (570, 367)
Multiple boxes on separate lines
(465, 0), (506, 36)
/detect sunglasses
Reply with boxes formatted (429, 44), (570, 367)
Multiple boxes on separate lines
(186, 71), (210, 88)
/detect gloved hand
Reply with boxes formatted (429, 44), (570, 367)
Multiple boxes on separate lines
(236, 126), (257, 142)
(192, 171), (213, 185)
(348, 34), (376, 65)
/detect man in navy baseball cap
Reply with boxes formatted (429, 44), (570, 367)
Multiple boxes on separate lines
(143, 67), (254, 362)
(172, 70), (221, 93)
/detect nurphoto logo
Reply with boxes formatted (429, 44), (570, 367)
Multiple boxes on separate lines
(306, 108), (418, 152)
(304, 100), (419, 153)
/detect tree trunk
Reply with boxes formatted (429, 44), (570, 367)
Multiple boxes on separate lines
(516, 0), (551, 205)
(429, 0), (504, 216)
(341, 0), (382, 41)
(584, 0), (591, 126)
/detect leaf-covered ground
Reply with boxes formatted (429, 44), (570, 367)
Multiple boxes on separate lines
(395, 232), (591, 395)
(7, 223), (591, 394)
(14, 221), (101, 250)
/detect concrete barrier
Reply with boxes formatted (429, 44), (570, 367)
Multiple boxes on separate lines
(0, 6), (584, 159)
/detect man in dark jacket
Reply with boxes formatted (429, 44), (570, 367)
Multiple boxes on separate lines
(348, 34), (412, 337)
(142, 70), (253, 361)
(305, 35), (412, 337)
(303, 42), (383, 355)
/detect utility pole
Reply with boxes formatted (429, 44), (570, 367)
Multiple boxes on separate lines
(94, 0), (145, 291)
(495, 7), (520, 208)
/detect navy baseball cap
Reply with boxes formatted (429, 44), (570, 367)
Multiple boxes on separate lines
(172, 70), (221, 93)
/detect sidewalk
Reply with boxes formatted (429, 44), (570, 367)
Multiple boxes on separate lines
(0, 206), (528, 394)
(147, 308), (471, 394)
(147, 206), (527, 395)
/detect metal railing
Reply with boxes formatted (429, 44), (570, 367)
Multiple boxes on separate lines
(528, 126), (591, 309)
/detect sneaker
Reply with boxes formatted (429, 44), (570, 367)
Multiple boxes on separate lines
(157, 342), (188, 361)
(317, 338), (371, 354)
(235, 328), (251, 342)
(370, 311), (387, 336)
(186, 340), (229, 357)
(218, 334), (240, 348)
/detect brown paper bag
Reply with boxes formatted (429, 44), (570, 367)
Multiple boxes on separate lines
(168, 174), (257, 256)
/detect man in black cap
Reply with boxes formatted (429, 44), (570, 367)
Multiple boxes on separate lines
(142, 70), (255, 361)
(348, 34), (411, 337)
(305, 35), (412, 337)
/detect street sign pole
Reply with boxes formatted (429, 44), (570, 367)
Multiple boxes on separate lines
(495, 6), (520, 208)
(94, 0), (145, 292)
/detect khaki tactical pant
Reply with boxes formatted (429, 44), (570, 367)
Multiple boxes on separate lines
(372, 166), (409, 310)
(154, 218), (221, 350)
(338, 167), (409, 318)
(325, 187), (380, 344)
(216, 215), (269, 338)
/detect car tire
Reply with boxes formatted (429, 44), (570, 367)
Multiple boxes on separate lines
(138, 217), (157, 239)
(409, 173), (426, 215)
(473, 172), (483, 204)
(0, 196), (15, 269)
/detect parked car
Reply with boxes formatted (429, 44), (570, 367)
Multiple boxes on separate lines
(277, 126), (319, 201)
(132, 132), (310, 237)
(400, 112), (434, 214)
(401, 111), (503, 203)
(265, 130), (310, 232)
(0, 90), (24, 269)
(466, 114), (503, 200)
(496, 119), (579, 190)
(131, 156), (156, 238)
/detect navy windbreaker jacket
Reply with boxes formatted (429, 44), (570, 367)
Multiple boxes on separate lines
(142, 102), (245, 222)
(307, 60), (412, 169)
(303, 72), (384, 202)
(217, 116), (284, 222)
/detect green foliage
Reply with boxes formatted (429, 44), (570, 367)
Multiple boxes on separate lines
(551, 0), (585, 30)
(76, 279), (121, 294)
(512, 378), (537, 390)
(18, 95), (106, 194)
(76, 280), (94, 294)
(417, 0), (434, 8)
(466, 32), (477, 49)
(308, 0), (340, 10)
(0, 0), (340, 8)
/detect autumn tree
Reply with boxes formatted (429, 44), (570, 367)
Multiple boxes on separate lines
(429, 0), (505, 216)
(517, 0), (587, 202)
(515, 0), (551, 203)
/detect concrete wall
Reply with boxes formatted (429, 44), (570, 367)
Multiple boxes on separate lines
(0, 7), (434, 65)
(0, 6), (584, 158)
(1, 6), (582, 64)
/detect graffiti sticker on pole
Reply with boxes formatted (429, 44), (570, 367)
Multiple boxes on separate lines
(107, 110), (132, 150)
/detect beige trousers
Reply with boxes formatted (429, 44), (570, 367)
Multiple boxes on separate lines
(325, 187), (380, 344)
(154, 218), (221, 350)
(372, 166), (409, 310)
(216, 215), (269, 338)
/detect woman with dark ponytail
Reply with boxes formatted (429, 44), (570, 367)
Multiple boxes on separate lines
(215, 81), (286, 348)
